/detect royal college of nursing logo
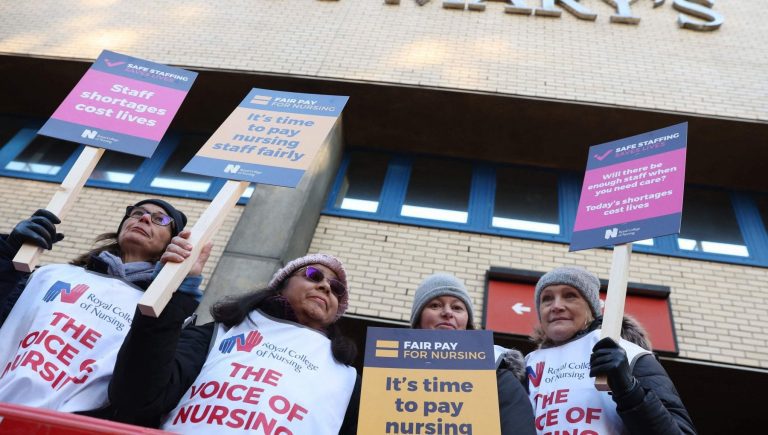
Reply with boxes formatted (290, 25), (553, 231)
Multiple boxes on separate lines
(219, 330), (264, 354)
(527, 361), (545, 388)
(42, 280), (89, 304)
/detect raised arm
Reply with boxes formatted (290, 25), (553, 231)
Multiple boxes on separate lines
(109, 230), (214, 427)
(0, 209), (63, 326)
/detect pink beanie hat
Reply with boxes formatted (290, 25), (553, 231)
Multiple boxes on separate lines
(267, 253), (349, 319)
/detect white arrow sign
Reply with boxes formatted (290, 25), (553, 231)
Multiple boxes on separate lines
(512, 302), (531, 315)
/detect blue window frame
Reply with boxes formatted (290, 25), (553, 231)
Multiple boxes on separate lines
(326, 150), (572, 243)
(0, 116), (254, 204)
(324, 150), (768, 268)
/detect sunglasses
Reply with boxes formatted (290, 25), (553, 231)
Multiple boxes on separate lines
(125, 206), (174, 227)
(296, 266), (346, 298)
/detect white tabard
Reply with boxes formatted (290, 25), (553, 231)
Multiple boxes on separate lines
(0, 264), (142, 411)
(525, 330), (650, 435)
(163, 309), (357, 435)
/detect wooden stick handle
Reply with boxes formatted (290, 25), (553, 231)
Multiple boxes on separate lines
(13, 146), (105, 272)
(595, 242), (632, 391)
(137, 180), (249, 318)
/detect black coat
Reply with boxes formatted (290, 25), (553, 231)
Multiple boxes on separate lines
(531, 317), (697, 435)
(0, 235), (32, 327)
(108, 292), (361, 434)
(496, 368), (536, 435)
(616, 353), (697, 435)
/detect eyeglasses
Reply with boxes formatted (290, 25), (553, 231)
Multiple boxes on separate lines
(125, 206), (174, 227)
(296, 266), (346, 298)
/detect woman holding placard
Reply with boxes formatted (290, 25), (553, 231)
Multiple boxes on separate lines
(109, 250), (360, 434)
(409, 272), (536, 435)
(527, 266), (696, 434)
(0, 199), (197, 419)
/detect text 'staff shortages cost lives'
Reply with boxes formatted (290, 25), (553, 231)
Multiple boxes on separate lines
(38, 50), (197, 157)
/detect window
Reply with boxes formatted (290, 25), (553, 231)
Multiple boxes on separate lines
(634, 239), (654, 246)
(324, 150), (768, 267)
(241, 184), (255, 200)
(493, 166), (559, 234)
(401, 158), (471, 223)
(4, 135), (77, 176)
(325, 151), (565, 238)
(0, 117), (27, 146)
(90, 150), (144, 184)
(334, 152), (389, 213)
(0, 115), (251, 204)
(755, 194), (768, 230)
(678, 188), (748, 257)
(150, 135), (214, 193)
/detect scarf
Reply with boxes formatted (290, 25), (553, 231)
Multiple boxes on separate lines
(97, 251), (156, 285)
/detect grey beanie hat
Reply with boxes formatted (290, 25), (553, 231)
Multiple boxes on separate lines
(410, 273), (474, 329)
(534, 266), (602, 319)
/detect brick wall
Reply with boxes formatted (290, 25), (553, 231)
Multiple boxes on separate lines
(309, 215), (768, 369)
(0, 0), (764, 121)
(0, 177), (243, 290)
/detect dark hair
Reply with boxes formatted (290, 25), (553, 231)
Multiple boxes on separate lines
(69, 230), (166, 267)
(211, 286), (357, 365)
(70, 232), (122, 268)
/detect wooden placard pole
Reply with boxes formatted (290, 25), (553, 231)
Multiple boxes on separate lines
(13, 145), (105, 272)
(137, 180), (249, 318)
(595, 242), (632, 391)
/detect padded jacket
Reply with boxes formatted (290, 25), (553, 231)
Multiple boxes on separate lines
(530, 317), (697, 435)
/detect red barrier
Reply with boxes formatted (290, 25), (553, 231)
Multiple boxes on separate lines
(0, 402), (172, 434)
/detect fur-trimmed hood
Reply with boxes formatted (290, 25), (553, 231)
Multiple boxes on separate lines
(532, 315), (652, 350)
(496, 347), (526, 381)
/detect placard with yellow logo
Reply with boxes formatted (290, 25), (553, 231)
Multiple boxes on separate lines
(183, 88), (348, 187)
(359, 327), (501, 435)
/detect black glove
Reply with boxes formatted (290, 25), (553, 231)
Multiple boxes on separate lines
(590, 337), (637, 396)
(7, 209), (64, 253)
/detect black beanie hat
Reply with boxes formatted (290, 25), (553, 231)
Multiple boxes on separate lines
(118, 199), (188, 237)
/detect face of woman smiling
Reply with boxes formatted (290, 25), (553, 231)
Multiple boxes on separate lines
(539, 284), (593, 344)
(418, 296), (469, 330)
(281, 263), (340, 331)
